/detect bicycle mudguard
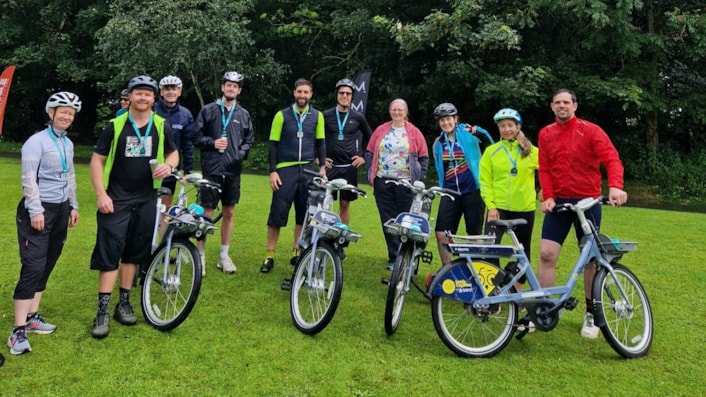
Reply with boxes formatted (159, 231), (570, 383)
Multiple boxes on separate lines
(428, 260), (500, 303)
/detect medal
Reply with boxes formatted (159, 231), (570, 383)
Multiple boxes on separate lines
(510, 167), (517, 176)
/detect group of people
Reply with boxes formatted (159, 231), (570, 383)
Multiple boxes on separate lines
(7, 76), (627, 357)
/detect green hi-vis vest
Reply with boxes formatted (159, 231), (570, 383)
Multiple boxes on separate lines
(104, 112), (166, 190)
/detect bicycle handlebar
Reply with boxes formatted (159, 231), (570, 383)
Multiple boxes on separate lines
(384, 178), (457, 201)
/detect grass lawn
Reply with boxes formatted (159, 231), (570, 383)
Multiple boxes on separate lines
(0, 156), (705, 395)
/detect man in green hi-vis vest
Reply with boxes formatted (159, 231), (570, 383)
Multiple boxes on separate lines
(88, 75), (179, 339)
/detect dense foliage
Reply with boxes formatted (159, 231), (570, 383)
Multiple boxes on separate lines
(1, 0), (704, 198)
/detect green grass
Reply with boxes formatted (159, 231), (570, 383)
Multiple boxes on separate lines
(1, 156), (705, 396)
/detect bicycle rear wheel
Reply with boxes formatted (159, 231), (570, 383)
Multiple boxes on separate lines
(592, 263), (653, 358)
(384, 243), (414, 336)
(431, 260), (517, 358)
(141, 238), (202, 331)
(290, 241), (343, 335)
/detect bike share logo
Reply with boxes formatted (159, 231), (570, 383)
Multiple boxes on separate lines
(441, 279), (474, 295)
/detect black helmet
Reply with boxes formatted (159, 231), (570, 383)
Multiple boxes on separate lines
(127, 75), (158, 95)
(222, 71), (244, 85)
(433, 103), (458, 120)
(335, 78), (355, 92)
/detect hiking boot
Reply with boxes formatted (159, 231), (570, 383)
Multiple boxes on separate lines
(290, 248), (300, 266)
(580, 312), (600, 339)
(260, 257), (275, 273)
(200, 252), (206, 277)
(217, 256), (237, 274)
(25, 315), (57, 335)
(91, 313), (110, 339)
(7, 330), (31, 355)
(113, 302), (137, 326)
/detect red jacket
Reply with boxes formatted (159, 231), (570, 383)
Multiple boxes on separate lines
(538, 116), (623, 200)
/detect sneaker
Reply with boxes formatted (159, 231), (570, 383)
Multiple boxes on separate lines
(386, 262), (395, 271)
(260, 256), (275, 273)
(91, 313), (110, 339)
(113, 302), (138, 326)
(217, 256), (237, 274)
(200, 252), (206, 277)
(7, 331), (31, 355)
(518, 321), (536, 334)
(25, 315), (57, 335)
(290, 248), (300, 266)
(580, 312), (600, 339)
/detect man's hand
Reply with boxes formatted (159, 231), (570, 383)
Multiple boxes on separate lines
(269, 171), (282, 192)
(486, 208), (500, 221)
(540, 198), (556, 213)
(96, 191), (114, 214)
(30, 213), (45, 231)
(608, 187), (628, 207)
(351, 155), (365, 168)
(69, 209), (79, 227)
(325, 157), (333, 169)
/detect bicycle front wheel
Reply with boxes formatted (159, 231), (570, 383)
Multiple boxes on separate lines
(141, 239), (202, 331)
(384, 243), (414, 336)
(431, 260), (517, 358)
(592, 263), (653, 358)
(290, 241), (343, 335)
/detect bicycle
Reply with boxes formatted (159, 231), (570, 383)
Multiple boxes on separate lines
(427, 196), (653, 358)
(281, 169), (366, 335)
(139, 169), (220, 331)
(382, 179), (456, 336)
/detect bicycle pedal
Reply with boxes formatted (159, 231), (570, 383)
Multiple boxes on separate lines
(420, 250), (433, 264)
(563, 296), (578, 311)
(280, 279), (292, 291)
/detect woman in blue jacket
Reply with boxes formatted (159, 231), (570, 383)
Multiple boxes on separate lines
(432, 103), (493, 265)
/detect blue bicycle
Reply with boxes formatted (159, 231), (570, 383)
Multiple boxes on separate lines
(427, 197), (653, 358)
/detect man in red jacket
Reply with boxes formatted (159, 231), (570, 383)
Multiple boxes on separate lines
(537, 89), (628, 339)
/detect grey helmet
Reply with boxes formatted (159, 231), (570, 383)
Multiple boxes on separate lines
(159, 75), (183, 89)
(127, 75), (159, 95)
(120, 89), (128, 97)
(222, 71), (244, 85)
(433, 103), (458, 120)
(335, 78), (355, 92)
(45, 91), (81, 114)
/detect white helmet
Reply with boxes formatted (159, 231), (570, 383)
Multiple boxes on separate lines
(159, 75), (183, 89)
(46, 91), (81, 114)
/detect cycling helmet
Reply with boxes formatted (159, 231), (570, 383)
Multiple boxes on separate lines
(120, 89), (128, 97)
(493, 108), (522, 124)
(127, 75), (159, 94)
(222, 71), (244, 85)
(433, 103), (458, 120)
(335, 78), (355, 92)
(159, 75), (183, 89)
(45, 91), (82, 113)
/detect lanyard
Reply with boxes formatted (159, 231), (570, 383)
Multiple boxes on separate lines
(501, 141), (521, 176)
(335, 108), (350, 141)
(220, 100), (236, 138)
(292, 105), (308, 135)
(46, 127), (68, 173)
(127, 113), (154, 150)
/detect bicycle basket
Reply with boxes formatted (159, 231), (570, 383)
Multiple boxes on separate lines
(383, 214), (430, 243)
(580, 233), (637, 255)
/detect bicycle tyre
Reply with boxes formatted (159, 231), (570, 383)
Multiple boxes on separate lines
(290, 241), (343, 335)
(592, 263), (653, 358)
(384, 242), (414, 336)
(431, 259), (517, 358)
(141, 238), (202, 332)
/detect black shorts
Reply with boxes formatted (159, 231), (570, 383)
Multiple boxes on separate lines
(327, 165), (359, 202)
(90, 197), (157, 271)
(434, 190), (485, 235)
(541, 198), (602, 244)
(160, 176), (178, 196)
(199, 174), (241, 208)
(267, 164), (314, 228)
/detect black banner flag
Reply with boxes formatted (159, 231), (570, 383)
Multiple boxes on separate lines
(350, 69), (372, 116)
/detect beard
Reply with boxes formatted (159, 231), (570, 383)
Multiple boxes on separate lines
(295, 97), (309, 108)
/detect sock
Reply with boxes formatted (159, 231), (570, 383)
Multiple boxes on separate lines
(585, 298), (593, 313)
(266, 250), (275, 259)
(220, 245), (229, 259)
(26, 312), (38, 322)
(98, 293), (111, 315)
(119, 288), (131, 304)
